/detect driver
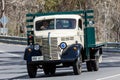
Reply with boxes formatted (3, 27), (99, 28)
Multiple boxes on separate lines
(40, 21), (49, 30)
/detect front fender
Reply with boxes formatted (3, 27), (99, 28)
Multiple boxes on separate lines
(61, 44), (83, 61)
(24, 45), (33, 60)
(24, 45), (42, 62)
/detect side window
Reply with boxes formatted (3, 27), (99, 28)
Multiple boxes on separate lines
(56, 19), (76, 29)
(78, 19), (82, 30)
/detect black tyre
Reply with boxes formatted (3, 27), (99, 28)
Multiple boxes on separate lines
(92, 60), (99, 71)
(86, 60), (99, 72)
(27, 63), (37, 78)
(86, 61), (92, 71)
(73, 56), (82, 75)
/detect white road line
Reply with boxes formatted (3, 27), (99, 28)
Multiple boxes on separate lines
(0, 50), (21, 57)
(96, 74), (120, 80)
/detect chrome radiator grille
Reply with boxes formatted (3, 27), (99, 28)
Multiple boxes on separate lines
(42, 38), (61, 60)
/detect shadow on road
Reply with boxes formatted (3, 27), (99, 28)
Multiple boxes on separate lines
(9, 68), (88, 80)
(100, 61), (120, 68)
(101, 52), (120, 68)
(6, 51), (24, 54)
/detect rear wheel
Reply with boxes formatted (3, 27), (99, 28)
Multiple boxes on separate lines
(49, 65), (56, 75)
(73, 56), (82, 75)
(93, 50), (100, 71)
(86, 61), (92, 71)
(43, 64), (56, 75)
(27, 62), (37, 78)
(86, 60), (99, 71)
(43, 64), (49, 75)
(92, 60), (99, 71)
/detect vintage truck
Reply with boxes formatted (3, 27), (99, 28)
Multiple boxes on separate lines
(24, 10), (104, 78)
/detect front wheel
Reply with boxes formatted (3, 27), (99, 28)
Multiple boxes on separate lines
(73, 56), (82, 75)
(27, 62), (37, 78)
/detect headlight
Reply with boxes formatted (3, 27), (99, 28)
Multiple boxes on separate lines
(28, 48), (32, 52)
(34, 44), (40, 50)
(59, 42), (67, 49)
(73, 46), (77, 51)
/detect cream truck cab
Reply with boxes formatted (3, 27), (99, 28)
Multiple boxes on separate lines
(24, 10), (104, 78)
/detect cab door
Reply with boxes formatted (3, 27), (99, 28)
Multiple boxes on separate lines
(77, 19), (84, 46)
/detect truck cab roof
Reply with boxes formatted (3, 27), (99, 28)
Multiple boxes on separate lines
(34, 14), (82, 22)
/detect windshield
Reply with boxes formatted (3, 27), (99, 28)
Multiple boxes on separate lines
(35, 19), (76, 31)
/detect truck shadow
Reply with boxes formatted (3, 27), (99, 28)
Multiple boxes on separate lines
(36, 70), (87, 79)
(100, 61), (120, 68)
(9, 68), (88, 80)
(101, 52), (120, 68)
(9, 61), (120, 80)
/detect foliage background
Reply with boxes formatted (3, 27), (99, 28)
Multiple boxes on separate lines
(0, 0), (120, 42)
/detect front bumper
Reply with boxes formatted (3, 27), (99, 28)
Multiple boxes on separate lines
(27, 59), (75, 65)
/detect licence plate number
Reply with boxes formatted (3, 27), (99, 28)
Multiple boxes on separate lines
(32, 56), (43, 61)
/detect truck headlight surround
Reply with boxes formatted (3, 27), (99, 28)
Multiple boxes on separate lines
(34, 44), (40, 50)
(59, 42), (67, 49)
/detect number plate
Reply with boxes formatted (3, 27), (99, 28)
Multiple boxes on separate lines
(32, 56), (43, 61)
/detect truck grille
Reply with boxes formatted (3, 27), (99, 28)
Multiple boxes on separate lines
(42, 38), (61, 60)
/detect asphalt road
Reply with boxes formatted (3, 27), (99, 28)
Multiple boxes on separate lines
(0, 43), (120, 80)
